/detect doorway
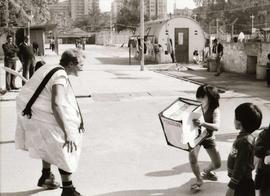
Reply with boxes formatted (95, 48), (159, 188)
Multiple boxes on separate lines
(174, 28), (189, 63)
(247, 55), (257, 74)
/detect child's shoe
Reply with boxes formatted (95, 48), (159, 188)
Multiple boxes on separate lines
(201, 170), (218, 181)
(37, 173), (60, 189)
(61, 186), (82, 196)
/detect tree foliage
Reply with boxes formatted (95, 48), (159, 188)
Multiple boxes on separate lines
(193, 0), (270, 34)
(0, 0), (58, 27)
(72, 7), (110, 32)
(116, 0), (149, 32)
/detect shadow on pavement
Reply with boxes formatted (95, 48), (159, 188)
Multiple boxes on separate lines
(95, 179), (227, 196)
(145, 161), (227, 177)
(0, 140), (15, 144)
(0, 188), (46, 196)
(96, 57), (136, 65)
(160, 71), (270, 101)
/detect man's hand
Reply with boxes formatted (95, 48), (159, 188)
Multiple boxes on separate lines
(225, 187), (235, 196)
(63, 134), (77, 153)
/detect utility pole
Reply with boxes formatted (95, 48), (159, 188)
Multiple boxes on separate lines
(250, 14), (255, 34)
(110, 0), (113, 45)
(5, 0), (9, 28)
(231, 18), (238, 38)
(140, 0), (144, 71)
(216, 18), (219, 36)
(27, 0), (32, 40)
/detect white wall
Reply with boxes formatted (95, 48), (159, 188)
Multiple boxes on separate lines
(95, 30), (133, 46)
(144, 17), (205, 63)
(161, 17), (205, 62)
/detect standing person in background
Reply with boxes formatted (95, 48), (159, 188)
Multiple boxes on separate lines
(32, 41), (39, 56)
(82, 38), (85, 50)
(226, 103), (262, 196)
(167, 38), (175, 63)
(2, 35), (19, 91)
(212, 39), (224, 76)
(51, 39), (55, 51)
(18, 36), (35, 85)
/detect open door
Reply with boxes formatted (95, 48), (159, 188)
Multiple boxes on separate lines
(175, 28), (189, 63)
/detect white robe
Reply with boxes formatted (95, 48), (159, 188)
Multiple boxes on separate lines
(15, 64), (82, 172)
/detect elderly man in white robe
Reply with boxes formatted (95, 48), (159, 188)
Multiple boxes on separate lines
(15, 49), (85, 196)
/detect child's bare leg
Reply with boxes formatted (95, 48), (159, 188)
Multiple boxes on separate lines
(189, 146), (203, 183)
(205, 147), (221, 172)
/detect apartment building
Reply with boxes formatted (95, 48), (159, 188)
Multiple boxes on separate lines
(111, 0), (124, 23)
(70, 0), (100, 20)
(144, 0), (167, 20)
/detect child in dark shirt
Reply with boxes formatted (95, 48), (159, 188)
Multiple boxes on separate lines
(226, 103), (262, 196)
(254, 123), (270, 196)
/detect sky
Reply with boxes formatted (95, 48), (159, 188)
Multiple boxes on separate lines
(99, 0), (196, 13)
(60, 0), (197, 13)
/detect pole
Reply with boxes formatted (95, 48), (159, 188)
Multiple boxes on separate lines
(231, 24), (234, 38)
(250, 14), (255, 34)
(231, 18), (238, 39)
(5, 0), (9, 28)
(27, 0), (32, 40)
(216, 18), (219, 37)
(28, 21), (30, 39)
(110, 0), (113, 45)
(140, 0), (144, 71)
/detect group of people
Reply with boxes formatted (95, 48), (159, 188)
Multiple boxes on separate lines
(2, 34), (268, 196)
(189, 84), (269, 196)
(2, 35), (35, 90)
(192, 38), (223, 76)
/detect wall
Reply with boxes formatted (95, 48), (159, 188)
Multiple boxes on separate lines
(144, 17), (205, 64)
(95, 30), (133, 46)
(165, 17), (205, 62)
(0, 33), (7, 59)
(222, 42), (270, 79)
(222, 43), (247, 73)
(30, 29), (45, 55)
(257, 43), (270, 79)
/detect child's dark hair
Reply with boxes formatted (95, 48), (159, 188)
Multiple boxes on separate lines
(235, 103), (262, 133)
(35, 60), (46, 71)
(267, 53), (270, 60)
(196, 85), (220, 110)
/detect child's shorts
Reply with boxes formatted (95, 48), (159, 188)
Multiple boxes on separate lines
(200, 137), (216, 149)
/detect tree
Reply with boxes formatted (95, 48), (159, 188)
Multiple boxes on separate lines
(0, 0), (59, 28)
(72, 6), (109, 32)
(193, 0), (270, 34)
(116, 0), (149, 32)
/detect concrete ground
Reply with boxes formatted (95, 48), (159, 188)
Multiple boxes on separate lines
(0, 45), (269, 196)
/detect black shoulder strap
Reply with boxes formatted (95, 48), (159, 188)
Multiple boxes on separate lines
(22, 67), (64, 119)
